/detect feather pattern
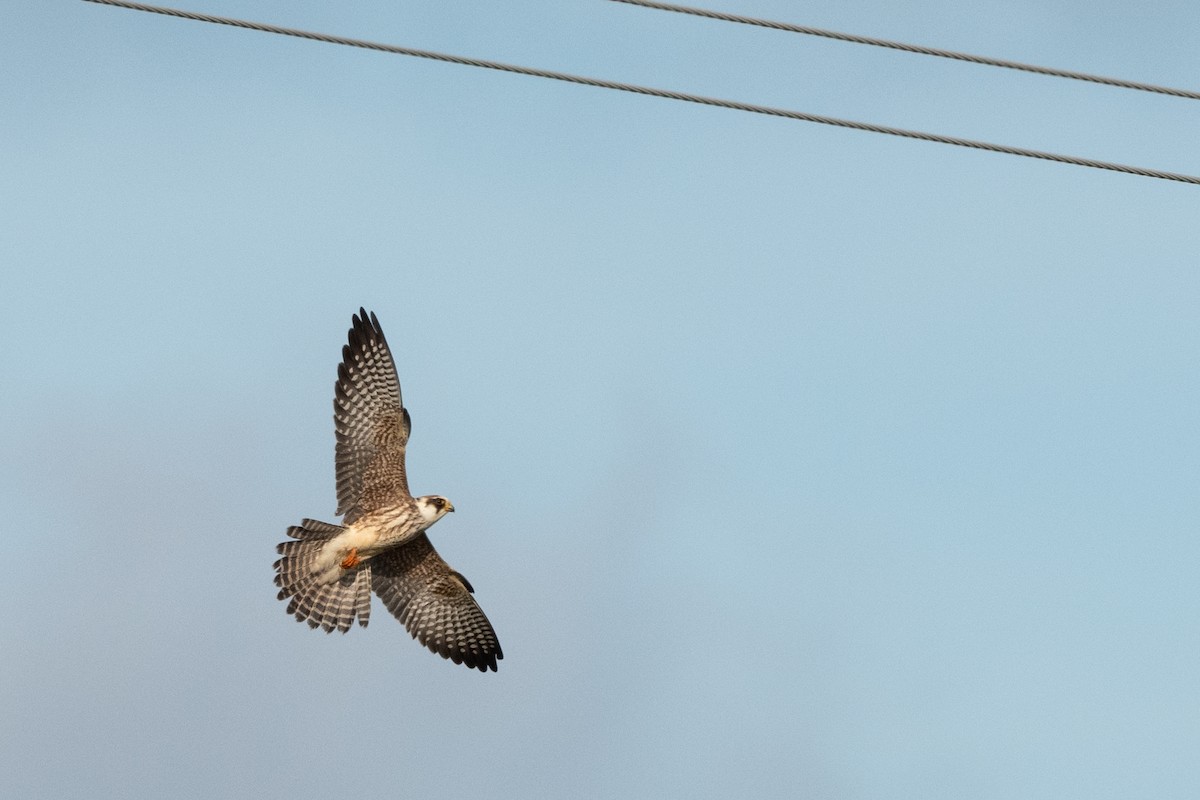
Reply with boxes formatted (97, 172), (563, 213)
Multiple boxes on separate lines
(334, 309), (411, 524)
(275, 308), (502, 671)
(274, 520), (371, 633)
(371, 534), (503, 672)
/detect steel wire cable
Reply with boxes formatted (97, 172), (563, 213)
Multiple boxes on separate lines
(611, 0), (1200, 101)
(82, 0), (1200, 185)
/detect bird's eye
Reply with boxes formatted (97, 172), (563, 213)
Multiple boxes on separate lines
(433, 498), (445, 509)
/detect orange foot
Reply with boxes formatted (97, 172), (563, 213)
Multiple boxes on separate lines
(340, 548), (361, 570)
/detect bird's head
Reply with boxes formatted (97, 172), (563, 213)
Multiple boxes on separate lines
(416, 495), (455, 527)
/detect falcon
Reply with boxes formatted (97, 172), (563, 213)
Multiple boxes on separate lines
(274, 308), (502, 672)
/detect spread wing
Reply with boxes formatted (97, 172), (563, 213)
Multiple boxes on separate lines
(334, 308), (412, 523)
(371, 534), (503, 672)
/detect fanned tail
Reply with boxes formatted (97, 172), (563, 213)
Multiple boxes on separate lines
(274, 519), (371, 633)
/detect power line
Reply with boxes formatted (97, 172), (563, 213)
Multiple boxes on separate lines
(82, 0), (1200, 186)
(611, 0), (1200, 101)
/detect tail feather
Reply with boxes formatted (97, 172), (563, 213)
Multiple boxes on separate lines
(275, 519), (371, 633)
(287, 518), (344, 539)
(292, 573), (368, 632)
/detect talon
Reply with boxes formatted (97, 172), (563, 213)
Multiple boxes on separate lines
(340, 547), (360, 569)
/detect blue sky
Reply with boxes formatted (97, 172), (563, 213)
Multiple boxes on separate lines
(3, 1), (1198, 798)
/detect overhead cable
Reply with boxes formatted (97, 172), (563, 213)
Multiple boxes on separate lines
(82, 0), (1200, 185)
(611, 0), (1200, 101)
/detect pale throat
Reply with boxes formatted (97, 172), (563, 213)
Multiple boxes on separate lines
(416, 496), (452, 527)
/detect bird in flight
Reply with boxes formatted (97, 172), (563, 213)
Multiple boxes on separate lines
(274, 308), (502, 672)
